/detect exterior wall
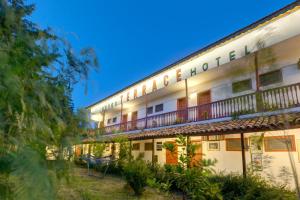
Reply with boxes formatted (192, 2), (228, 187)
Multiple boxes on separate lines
(101, 62), (300, 128)
(97, 33), (300, 128)
(130, 129), (300, 188)
(89, 8), (300, 116)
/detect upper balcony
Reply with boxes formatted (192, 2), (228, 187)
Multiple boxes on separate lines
(97, 82), (300, 135)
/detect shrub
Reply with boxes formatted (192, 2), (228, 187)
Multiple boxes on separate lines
(210, 174), (297, 200)
(122, 159), (152, 196)
(175, 168), (222, 200)
(95, 161), (123, 176)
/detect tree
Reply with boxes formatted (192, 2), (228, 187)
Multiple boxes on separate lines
(0, 0), (98, 199)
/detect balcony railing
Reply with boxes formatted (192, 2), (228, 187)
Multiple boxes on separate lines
(102, 82), (300, 134)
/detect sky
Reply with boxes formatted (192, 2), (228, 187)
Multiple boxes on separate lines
(28, 0), (295, 109)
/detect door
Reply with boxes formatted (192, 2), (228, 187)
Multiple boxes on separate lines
(197, 91), (211, 120)
(121, 114), (128, 131)
(191, 141), (202, 167)
(75, 146), (82, 157)
(165, 142), (178, 165)
(131, 111), (138, 130)
(177, 97), (188, 122)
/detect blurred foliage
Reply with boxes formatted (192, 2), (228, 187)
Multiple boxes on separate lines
(0, 0), (98, 199)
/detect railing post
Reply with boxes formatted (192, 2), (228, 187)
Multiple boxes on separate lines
(256, 90), (263, 112)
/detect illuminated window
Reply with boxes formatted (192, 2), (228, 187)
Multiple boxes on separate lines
(202, 135), (225, 141)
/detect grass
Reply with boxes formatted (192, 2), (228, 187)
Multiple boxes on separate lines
(57, 168), (180, 200)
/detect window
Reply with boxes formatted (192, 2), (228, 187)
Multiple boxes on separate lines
(207, 141), (220, 151)
(145, 143), (153, 151)
(259, 70), (283, 87)
(156, 142), (163, 151)
(107, 119), (111, 124)
(112, 117), (117, 123)
(155, 104), (164, 112)
(264, 135), (295, 152)
(232, 79), (252, 93)
(132, 143), (140, 151)
(226, 138), (249, 151)
(202, 135), (225, 141)
(147, 106), (153, 115)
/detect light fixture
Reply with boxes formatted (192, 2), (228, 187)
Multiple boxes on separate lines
(190, 93), (197, 99)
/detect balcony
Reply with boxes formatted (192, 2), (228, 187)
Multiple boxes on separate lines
(101, 83), (300, 134)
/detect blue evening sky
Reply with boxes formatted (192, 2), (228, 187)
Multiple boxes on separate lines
(28, 0), (295, 109)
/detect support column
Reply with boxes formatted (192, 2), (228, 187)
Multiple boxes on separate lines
(152, 138), (155, 164)
(254, 52), (263, 112)
(145, 95), (148, 129)
(120, 97), (123, 130)
(240, 133), (247, 178)
(102, 111), (106, 128)
(254, 52), (260, 92)
(185, 79), (189, 122)
(186, 135), (191, 168)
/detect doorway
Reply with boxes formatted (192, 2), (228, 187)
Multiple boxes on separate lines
(197, 91), (211, 120)
(165, 142), (178, 165)
(131, 111), (138, 130)
(121, 114), (128, 131)
(177, 97), (188, 122)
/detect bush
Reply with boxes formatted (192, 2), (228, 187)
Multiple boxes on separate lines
(175, 168), (222, 200)
(95, 161), (123, 176)
(210, 174), (297, 200)
(149, 163), (221, 199)
(122, 159), (152, 196)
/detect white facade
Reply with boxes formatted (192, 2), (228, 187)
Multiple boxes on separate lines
(83, 3), (300, 189)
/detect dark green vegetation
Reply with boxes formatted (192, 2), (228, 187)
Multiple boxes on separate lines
(93, 156), (297, 200)
(0, 0), (97, 199)
(89, 136), (297, 200)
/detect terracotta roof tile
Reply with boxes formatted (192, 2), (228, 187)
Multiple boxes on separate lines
(82, 112), (300, 143)
(124, 112), (300, 140)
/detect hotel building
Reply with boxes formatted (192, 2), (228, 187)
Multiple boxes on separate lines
(83, 1), (300, 187)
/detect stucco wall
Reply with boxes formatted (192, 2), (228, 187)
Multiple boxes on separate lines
(131, 129), (300, 188)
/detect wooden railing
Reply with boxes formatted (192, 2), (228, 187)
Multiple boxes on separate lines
(101, 83), (300, 134)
